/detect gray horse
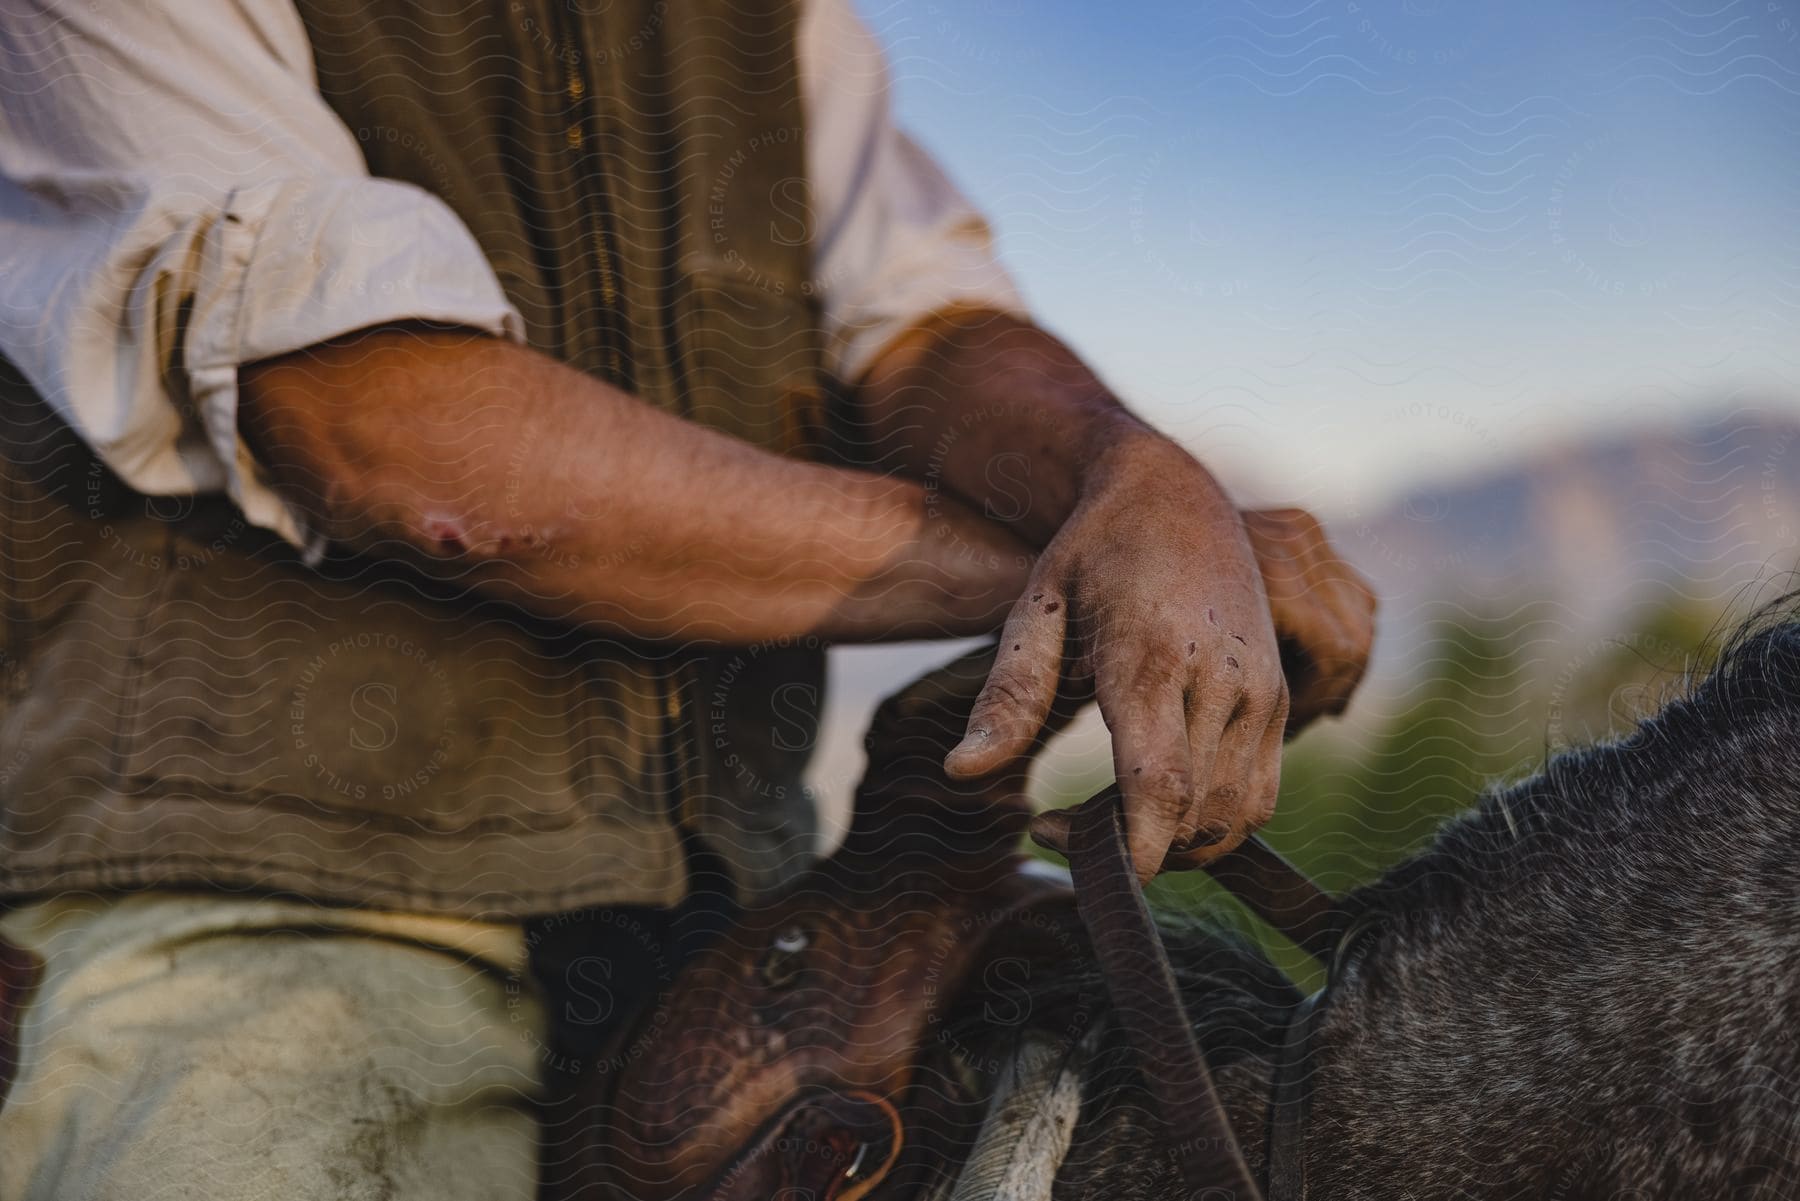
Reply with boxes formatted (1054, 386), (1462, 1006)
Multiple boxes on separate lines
(948, 605), (1800, 1199)
(593, 606), (1800, 1200)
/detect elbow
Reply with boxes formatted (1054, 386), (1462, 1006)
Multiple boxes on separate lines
(266, 450), (523, 569)
(343, 491), (553, 570)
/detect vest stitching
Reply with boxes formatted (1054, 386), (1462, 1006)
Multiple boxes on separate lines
(104, 525), (178, 796)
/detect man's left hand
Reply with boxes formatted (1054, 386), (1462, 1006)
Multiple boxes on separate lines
(1240, 505), (1377, 735)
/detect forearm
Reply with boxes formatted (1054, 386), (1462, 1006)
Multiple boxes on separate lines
(855, 309), (1183, 548)
(240, 325), (1029, 643)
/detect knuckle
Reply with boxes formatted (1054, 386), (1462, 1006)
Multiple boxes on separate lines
(1326, 668), (1364, 703)
(1131, 764), (1191, 807)
(1243, 648), (1285, 692)
(1210, 645), (1248, 682)
(1270, 686), (1294, 729)
(1128, 643), (1189, 690)
(1205, 781), (1245, 815)
(1323, 648), (1367, 683)
(1319, 651), (1366, 688)
(1250, 790), (1279, 829)
(1333, 587), (1378, 624)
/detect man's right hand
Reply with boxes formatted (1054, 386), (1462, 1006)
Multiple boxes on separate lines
(999, 498), (1376, 879)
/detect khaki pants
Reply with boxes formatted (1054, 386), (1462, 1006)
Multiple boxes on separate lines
(0, 892), (547, 1200)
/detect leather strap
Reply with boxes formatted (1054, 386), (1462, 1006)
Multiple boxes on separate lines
(1067, 788), (1357, 1201)
(1262, 988), (1322, 1200)
(1068, 789), (1264, 1200)
(1203, 836), (1346, 966)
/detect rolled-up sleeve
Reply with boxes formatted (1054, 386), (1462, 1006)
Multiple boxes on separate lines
(800, 0), (1028, 384)
(0, 0), (522, 555)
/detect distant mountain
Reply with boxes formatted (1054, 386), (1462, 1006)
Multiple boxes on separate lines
(1340, 408), (1800, 677)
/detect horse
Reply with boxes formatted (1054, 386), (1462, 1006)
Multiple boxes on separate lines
(580, 606), (1800, 1199)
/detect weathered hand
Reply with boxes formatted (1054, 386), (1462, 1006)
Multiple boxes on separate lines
(1240, 506), (1377, 735)
(943, 432), (1290, 883)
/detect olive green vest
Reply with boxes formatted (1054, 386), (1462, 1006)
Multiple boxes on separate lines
(0, 0), (830, 917)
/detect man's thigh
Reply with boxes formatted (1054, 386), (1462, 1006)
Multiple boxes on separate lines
(0, 892), (545, 1201)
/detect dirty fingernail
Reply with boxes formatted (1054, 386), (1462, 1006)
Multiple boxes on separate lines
(962, 727), (991, 749)
(1187, 821), (1231, 849)
(945, 728), (990, 765)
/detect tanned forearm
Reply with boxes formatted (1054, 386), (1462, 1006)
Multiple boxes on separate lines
(239, 325), (1031, 644)
(855, 308), (1164, 549)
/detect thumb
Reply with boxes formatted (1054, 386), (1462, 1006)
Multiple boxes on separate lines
(944, 588), (1069, 779)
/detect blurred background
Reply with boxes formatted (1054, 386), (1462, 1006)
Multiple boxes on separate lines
(812, 0), (1800, 928)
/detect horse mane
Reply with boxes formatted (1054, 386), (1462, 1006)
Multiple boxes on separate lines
(1351, 591), (1800, 940)
(1302, 593), (1800, 1198)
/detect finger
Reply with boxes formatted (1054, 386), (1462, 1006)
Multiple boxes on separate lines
(1230, 688), (1287, 844)
(1031, 686), (1250, 866)
(945, 586), (1069, 779)
(1173, 684), (1258, 866)
(1245, 508), (1309, 590)
(1314, 643), (1370, 714)
(1163, 700), (1285, 873)
(1027, 784), (1135, 862)
(1247, 695), (1287, 834)
(1174, 685), (1237, 847)
(1285, 624), (1371, 732)
(1099, 667), (1192, 886)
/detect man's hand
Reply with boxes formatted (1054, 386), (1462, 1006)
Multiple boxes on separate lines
(1241, 506), (1377, 734)
(855, 310), (1378, 886)
(943, 432), (1289, 883)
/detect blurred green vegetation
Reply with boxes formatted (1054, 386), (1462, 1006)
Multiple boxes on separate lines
(1105, 594), (1724, 987)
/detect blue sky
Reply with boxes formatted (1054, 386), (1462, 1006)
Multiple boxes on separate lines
(860, 0), (1800, 510)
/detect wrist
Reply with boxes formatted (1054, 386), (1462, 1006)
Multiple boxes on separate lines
(1083, 422), (1217, 503)
(821, 483), (1032, 642)
(834, 472), (930, 583)
(919, 497), (1036, 630)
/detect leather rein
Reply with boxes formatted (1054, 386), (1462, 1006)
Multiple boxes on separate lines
(1066, 788), (1352, 1201)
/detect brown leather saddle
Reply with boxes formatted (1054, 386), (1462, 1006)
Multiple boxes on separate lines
(580, 642), (1344, 1200)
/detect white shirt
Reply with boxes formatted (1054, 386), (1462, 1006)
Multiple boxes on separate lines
(0, 0), (1023, 554)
